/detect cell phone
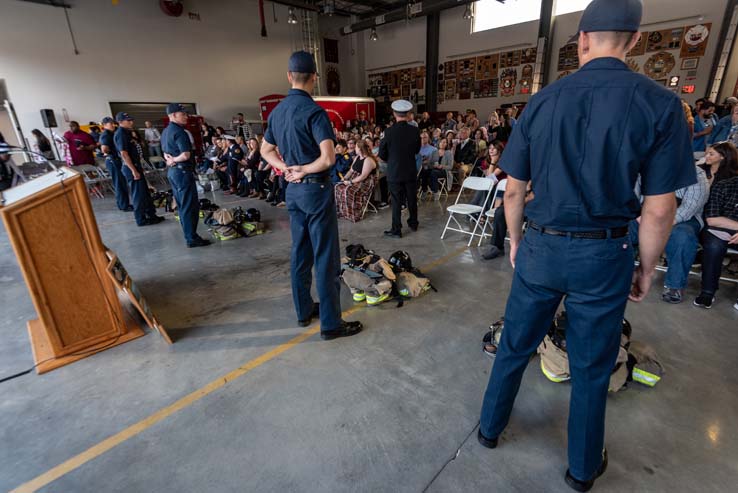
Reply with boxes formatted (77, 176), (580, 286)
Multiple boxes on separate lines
(74, 139), (82, 146)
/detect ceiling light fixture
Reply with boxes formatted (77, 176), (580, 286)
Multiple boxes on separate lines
(463, 3), (474, 20)
(370, 27), (378, 41)
(287, 7), (298, 24)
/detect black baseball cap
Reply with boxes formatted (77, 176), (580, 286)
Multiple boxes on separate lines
(288, 50), (317, 74)
(101, 116), (115, 124)
(166, 103), (188, 115)
(115, 112), (133, 122)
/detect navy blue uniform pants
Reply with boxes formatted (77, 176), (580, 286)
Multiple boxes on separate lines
(105, 156), (130, 211)
(389, 180), (418, 232)
(480, 229), (633, 481)
(167, 167), (201, 245)
(121, 164), (156, 225)
(286, 182), (342, 332)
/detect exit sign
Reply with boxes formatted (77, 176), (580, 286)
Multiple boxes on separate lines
(682, 85), (696, 94)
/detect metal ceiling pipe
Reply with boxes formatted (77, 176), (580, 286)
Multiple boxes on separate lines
(340, 0), (475, 35)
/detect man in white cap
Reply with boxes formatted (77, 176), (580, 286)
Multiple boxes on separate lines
(378, 99), (421, 238)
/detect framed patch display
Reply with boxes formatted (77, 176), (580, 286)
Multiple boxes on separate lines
(499, 50), (521, 68)
(558, 43), (579, 71)
(681, 23), (711, 58)
(475, 54), (499, 80)
(457, 58), (475, 79)
(521, 47), (537, 64)
(627, 32), (647, 57)
(646, 27), (684, 52)
(445, 79), (456, 99)
(681, 57), (699, 70)
(626, 58), (640, 73)
(500, 68), (517, 97)
(458, 77), (473, 100)
(444, 61), (458, 78)
(643, 52), (676, 79)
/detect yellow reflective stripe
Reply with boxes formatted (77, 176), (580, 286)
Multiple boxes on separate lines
(633, 368), (661, 387)
(540, 359), (570, 383)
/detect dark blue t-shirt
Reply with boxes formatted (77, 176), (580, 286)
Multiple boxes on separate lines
(264, 89), (335, 175)
(501, 57), (696, 231)
(161, 122), (194, 166)
(113, 127), (139, 165)
(99, 129), (119, 161)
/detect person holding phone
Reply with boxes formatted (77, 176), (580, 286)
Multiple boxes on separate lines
(63, 121), (96, 165)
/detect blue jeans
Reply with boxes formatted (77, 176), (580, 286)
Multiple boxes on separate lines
(121, 163), (156, 225)
(167, 167), (201, 244)
(628, 218), (701, 290)
(286, 182), (342, 332)
(105, 156), (130, 211)
(480, 228), (633, 482)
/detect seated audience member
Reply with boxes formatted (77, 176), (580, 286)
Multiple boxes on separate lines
(436, 138), (455, 191)
(708, 103), (738, 147)
(693, 101), (715, 153)
(242, 137), (262, 197)
(63, 121), (96, 166)
(213, 137), (231, 189)
(199, 135), (223, 172)
(717, 96), (738, 118)
(504, 106), (518, 127)
(331, 140), (352, 183)
(201, 122), (216, 145)
(470, 143), (507, 211)
(418, 132), (441, 196)
(629, 167), (710, 304)
(373, 126), (383, 140)
(431, 128), (442, 147)
(694, 174), (738, 310)
(455, 113), (465, 130)
(372, 137), (381, 156)
(482, 183), (534, 261)
(335, 141), (377, 222)
(255, 156), (272, 200)
(701, 141), (738, 187)
(418, 112), (433, 132)
(467, 110), (481, 132)
(356, 111), (369, 128)
(442, 112), (457, 133)
(682, 100), (695, 139)
(215, 126), (227, 137)
(488, 112), (509, 142)
(347, 138), (357, 159)
(454, 127), (477, 183)
(445, 130), (456, 151)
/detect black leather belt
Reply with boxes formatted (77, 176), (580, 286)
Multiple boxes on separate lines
(529, 222), (628, 240)
(171, 163), (194, 172)
(300, 175), (330, 184)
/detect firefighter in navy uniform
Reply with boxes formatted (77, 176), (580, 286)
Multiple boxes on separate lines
(113, 112), (164, 227)
(99, 116), (132, 212)
(261, 51), (362, 340)
(162, 103), (211, 248)
(476, 1), (696, 491)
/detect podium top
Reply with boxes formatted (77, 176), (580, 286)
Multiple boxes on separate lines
(0, 167), (79, 207)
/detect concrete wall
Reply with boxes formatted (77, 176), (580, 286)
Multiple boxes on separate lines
(360, 0), (730, 119)
(0, 0), (312, 137)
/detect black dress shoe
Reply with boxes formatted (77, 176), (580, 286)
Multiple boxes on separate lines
(148, 215), (165, 224)
(187, 237), (212, 248)
(384, 230), (402, 238)
(477, 429), (498, 449)
(298, 303), (319, 327)
(409, 225), (418, 232)
(482, 246), (503, 260)
(320, 321), (363, 340)
(122, 205), (134, 212)
(565, 449), (608, 492)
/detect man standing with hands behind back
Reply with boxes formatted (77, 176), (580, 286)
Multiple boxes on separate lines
(261, 50), (362, 341)
(114, 112), (164, 227)
(379, 99), (421, 238)
(162, 103), (211, 248)
(476, 1), (696, 491)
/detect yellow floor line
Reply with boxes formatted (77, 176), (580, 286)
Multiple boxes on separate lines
(10, 245), (468, 493)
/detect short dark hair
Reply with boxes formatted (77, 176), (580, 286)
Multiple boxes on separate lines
(701, 101), (716, 111)
(289, 72), (312, 84)
(237, 113), (244, 117)
(336, 140), (347, 147)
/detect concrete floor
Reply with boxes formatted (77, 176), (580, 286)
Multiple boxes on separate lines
(1, 189), (737, 493)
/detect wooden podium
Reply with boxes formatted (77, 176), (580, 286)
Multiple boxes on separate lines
(0, 168), (144, 373)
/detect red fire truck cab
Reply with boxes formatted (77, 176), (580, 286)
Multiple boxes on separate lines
(259, 94), (376, 132)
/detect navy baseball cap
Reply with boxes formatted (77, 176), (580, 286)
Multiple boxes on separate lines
(101, 116), (115, 124)
(288, 50), (317, 74)
(569, 0), (642, 42)
(166, 103), (188, 115)
(115, 112), (133, 122)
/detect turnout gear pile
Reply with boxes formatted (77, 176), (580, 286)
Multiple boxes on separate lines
(340, 245), (434, 306)
(202, 206), (266, 241)
(483, 312), (663, 393)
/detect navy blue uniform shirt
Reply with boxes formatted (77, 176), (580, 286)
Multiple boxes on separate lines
(264, 89), (335, 175)
(501, 57), (696, 231)
(161, 122), (194, 166)
(99, 129), (119, 161)
(114, 127), (139, 165)
(219, 143), (244, 165)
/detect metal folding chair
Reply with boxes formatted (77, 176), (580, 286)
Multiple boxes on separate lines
(478, 179), (508, 246)
(75, 164), (106, 199)
(440, 176), (496, 246)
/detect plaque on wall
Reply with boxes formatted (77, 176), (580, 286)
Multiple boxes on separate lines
(500, 68), (517, 97)
(457, 58), (475, 79)
(499, 50), (521, 68)
(459, 77), (473, 100)
(475, 54), (499, 80)
(627, 32), (647, 57)
(490, 78), (499, 97)
(626, 58), (640, 73)
(521, 47), (537, 64)
(444, 61), (458, 78)
(646, 28), (684, 52)
(643, 51), (676, 79)
(558, 43), (579, 71)
(680, 24), (711, 58)
(445, 79), (456, 99)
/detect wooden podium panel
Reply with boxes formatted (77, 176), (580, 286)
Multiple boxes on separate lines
(0, 168), (144, 373)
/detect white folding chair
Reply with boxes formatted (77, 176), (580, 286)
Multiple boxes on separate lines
(440, 176), (495, 246)
(437, 177), (449, 199)
(94, 164), (115, 195)
(478, 179), (508, 246)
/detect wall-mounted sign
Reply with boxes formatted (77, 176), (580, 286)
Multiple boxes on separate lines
(644, 51), (676, 79)
(681, 23), (711, 58)
(682, 85), (696, 94)
(669, 75), (680, 87)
